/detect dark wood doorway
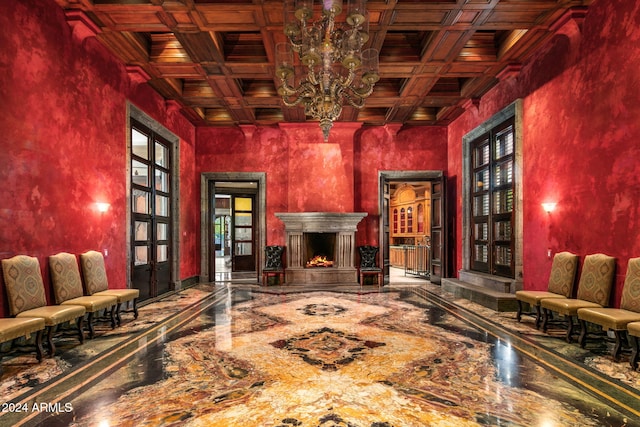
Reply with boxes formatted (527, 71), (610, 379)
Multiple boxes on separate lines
(207, 180), (260, 281)
(379, 171), (448, 284)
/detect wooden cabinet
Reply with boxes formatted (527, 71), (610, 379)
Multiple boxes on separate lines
(390, 183), (430, 246)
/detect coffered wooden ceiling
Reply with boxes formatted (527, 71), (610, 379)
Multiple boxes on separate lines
(56, 0), (591, 128)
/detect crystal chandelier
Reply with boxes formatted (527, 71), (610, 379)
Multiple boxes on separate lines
(276, 0), (379, 141)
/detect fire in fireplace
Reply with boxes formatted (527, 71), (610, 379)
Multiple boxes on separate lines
(304, 233), (336, 268)
(306, 255), (333, 268)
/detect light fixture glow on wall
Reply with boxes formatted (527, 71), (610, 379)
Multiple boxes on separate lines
(541, 202), (557, 213)
(276, 0), (379, 141)
(95, 202), (110, 213)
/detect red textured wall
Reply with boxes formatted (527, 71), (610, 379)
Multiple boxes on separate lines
(448, 0), (640, 306)
(355, 125), (449, 245)
(0, 0), (198, 317)
(196, 123), (448, 247)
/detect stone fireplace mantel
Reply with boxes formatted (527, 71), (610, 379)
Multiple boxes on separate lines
(275, 212), (367, 285)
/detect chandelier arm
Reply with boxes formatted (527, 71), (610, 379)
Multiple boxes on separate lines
(343, 91), (366, 108)
(282, 96), (306, 107)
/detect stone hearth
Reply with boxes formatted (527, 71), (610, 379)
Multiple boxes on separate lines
(275, 212), (367, 285)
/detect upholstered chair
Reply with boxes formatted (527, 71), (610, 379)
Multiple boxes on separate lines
(2, 255), (85, 356)
(515, 252), (579, 328)
(49, 252), (117, 339)
(262, 245), (285, 285)
(541, 253), (616, 343)
(358, 246), (383, 287)
(577, 257), (640, 360)
(80, 250), (139, 326)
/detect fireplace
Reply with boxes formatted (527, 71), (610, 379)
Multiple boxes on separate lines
(275, 212), (367, 285)
(305, 233), (336, 267)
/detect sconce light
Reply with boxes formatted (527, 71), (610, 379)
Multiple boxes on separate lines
(95, 202), (110, 213)
(541, 202), (557, 213)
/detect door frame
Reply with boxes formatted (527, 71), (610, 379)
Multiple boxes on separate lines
(379, 170), (447, 284)
(200, 172), (266, 282)
(126, 103), (181, 294)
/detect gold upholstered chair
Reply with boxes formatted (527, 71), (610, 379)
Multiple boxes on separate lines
(577, 257), (640, 361)
(541, 253), (616, 343)
(49, 252), (117, 339)
(80, 250), (139, 326)
(1, 255), (85, 356)
(627, 321), (640, 369)
(515, 251), (579, 328)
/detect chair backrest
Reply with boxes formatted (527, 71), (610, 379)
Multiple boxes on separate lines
(547, 251), (579, 297)
(358, 246), (379, 269)
(576, 253), (616, 306)
(1, 255), (47, 316)
(264, 246), (284, 270)
(49, 252), (84, 304)
(621, 257), (640, 312)
(79, 251), (109, 295)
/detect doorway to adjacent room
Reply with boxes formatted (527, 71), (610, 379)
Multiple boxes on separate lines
(379, 171), (447, 285)
(200, 173), (266, 283)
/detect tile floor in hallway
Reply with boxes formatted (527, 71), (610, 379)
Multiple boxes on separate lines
(1, 280), (639, 427)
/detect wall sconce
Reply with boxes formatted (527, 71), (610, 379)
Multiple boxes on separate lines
(541, 202), (557, 213)
(95, 202), (110, 213)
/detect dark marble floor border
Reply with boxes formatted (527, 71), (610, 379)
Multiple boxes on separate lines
(410, 287), (640, 420)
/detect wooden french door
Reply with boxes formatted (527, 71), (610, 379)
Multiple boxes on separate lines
(470, 117), (515, 278)
(429, 177), (446, 284)
(231, 194), (256, 272)
(130, 120), (172, 301)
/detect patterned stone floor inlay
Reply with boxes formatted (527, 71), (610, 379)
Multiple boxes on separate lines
(1, 284), (638, 427)
(271, 327), (385, 371)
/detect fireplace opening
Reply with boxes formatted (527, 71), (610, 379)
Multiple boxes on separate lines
(304, 233), (336, 268)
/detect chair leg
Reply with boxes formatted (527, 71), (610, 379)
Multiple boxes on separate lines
(516, 300), (523, 322)
(115, 303), (122, 327)
(629, 335), (639, 370)
(578, 319), (588, 348)
(534, 306), (542, 329)
(565, 315), (575, 343)
(132, 299), (139, 320)
(109, 306), (117, 329)
(35, 329), (44, 362)
(542, 308), (550, 332)
(612, 330), (625, 361)
(87, 312), (95, 339)
(77, 316), (85, 344)
(46, 326), (56, 357)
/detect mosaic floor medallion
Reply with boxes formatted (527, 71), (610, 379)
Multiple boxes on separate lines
(271, 327), (385, 370)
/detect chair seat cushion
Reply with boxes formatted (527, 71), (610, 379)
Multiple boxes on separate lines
(61, 295), (117, 312)
(16, 305), (86, 326)
(628, 322), (640, 338)
(541, 298), (602, 316)
(0, 317), (45, 342)
(577, 308), (640, 331)
(515, 290), (566, 306)
(95, 289), (139, 303)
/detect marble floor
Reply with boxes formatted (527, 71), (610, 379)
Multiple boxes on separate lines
(1, 280), (639, 427)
